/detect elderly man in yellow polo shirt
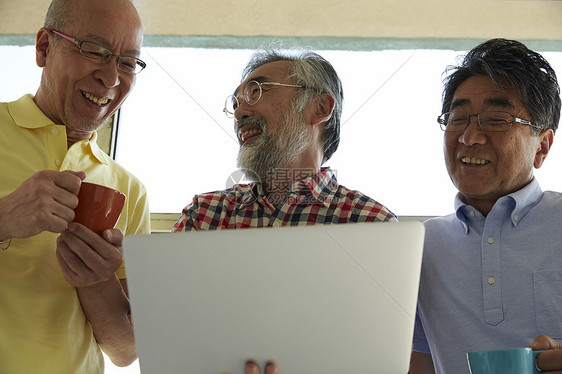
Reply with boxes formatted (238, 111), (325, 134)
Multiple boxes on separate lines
(0, 0), (150, 373)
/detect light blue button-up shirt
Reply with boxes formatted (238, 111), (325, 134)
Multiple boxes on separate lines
(413, 178), (562, 374)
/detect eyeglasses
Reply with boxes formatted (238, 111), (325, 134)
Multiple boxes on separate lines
(223, 80), (306, 118)
(49, 29), (146, 75)
(437, 111), (541, 132)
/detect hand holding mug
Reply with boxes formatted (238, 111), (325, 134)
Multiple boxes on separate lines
(56, 182), (126, 288)
(0, 170), (85, 241)
(529, 335), (562, 373)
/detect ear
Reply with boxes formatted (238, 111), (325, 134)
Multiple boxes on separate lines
(35, 28), (52, 68)
(308, 93), (335, 127)
(534, 128), (554, 169)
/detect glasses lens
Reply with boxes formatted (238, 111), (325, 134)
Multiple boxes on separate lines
(479, 112), (511, 132)
(224, 95), (238, 118)
(440, 112), (469, 132)
(118, 57), (145, 74)
(243, 81), (261, 105)
(79, 41), (111, 63)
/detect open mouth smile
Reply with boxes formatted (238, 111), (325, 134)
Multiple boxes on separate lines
(81, 91), (110, 106)
(239, 128), (262, 143)
(461, 156), (490, 165)
(236, 117), (265, 144)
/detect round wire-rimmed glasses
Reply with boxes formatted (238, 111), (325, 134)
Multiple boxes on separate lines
(437, 111), (541, 132)
(223, 80), (306, 118)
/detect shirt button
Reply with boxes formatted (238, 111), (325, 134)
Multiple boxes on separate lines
(469, 210), (475, 217)
(272, 222), (280, 228)
(488, 277), (496, 285)
(55, 160), (61, 167)
(51, 128), (59, 136)
(514, 214), (519, 221)
(487, 237), (495, 244)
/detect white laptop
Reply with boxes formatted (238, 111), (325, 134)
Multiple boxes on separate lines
(123, 221), (425, 374)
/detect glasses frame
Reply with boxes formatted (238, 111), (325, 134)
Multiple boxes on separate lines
(437, 111), (541, 132)
(49, 29), (146, 75)
(223, 80), (306, 118)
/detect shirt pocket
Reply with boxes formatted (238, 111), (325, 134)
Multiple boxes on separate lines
(534, 268), (562, 339)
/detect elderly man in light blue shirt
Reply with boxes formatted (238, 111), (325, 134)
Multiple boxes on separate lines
(410, 38), (562, 374)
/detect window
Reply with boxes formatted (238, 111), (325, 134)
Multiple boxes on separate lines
(2, 45), (562, 219)
(2, 42), (562, 374)
(115, 47), (562, 218)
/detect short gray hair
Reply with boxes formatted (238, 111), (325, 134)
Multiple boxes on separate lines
(44, 0), (71, 40)
(242, 48), (344, 164)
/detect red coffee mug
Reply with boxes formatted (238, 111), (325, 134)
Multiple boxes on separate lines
(73, 182), (126, 235)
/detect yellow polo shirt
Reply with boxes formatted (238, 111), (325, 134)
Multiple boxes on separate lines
(0, 95), (150, 373)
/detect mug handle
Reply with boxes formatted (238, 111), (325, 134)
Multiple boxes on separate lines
(533, 350), (545, 374)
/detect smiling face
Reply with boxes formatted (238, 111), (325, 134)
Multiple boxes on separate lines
(233, 60), (314, 181)
(234, 61), (303, 145)
(34, 0), (143, 135)
(444, 75), (553, 214)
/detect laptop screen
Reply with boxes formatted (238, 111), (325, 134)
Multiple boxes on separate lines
(123, 221), (424, 373)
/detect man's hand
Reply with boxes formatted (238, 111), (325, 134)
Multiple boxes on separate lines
(57, 224), (136, 366)
(0, 170), (85, 241)
(245, 361), (279, 374)
(56, 224), (124, 288)
(529, 334), (562, 373)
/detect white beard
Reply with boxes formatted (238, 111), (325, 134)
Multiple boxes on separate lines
(237, 107), (309, 183)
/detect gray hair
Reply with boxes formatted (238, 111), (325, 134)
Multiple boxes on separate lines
(442, 38), (561, 135)
(44, 0), (71, 40)
(242, 48), (344, 164)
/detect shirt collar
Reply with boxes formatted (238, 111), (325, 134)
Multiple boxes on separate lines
(68, 132), (108, 166)
(238, 167), (338, 208)
(87, 132), (108, 165)
(500, 178), (542, 226)
(238, 183), (262, 206)
(289, 167), (338, 207)
(9, 94), (55, 129)
(453, 178), (543, 231)
(11, 95), (107, 165)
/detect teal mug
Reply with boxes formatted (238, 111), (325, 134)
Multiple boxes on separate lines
(467, 348), (544, 374)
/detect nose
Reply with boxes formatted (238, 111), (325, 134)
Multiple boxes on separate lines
(93, 58), (121, 88)
(458, 115), (487, 146)
(233, 98), (253, 123)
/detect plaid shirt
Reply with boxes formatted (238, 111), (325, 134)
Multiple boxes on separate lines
(173, 168), (397, 231)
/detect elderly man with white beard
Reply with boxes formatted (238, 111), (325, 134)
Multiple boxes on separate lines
(172, 48), (398, 374)
(173, 48), (396, 234)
